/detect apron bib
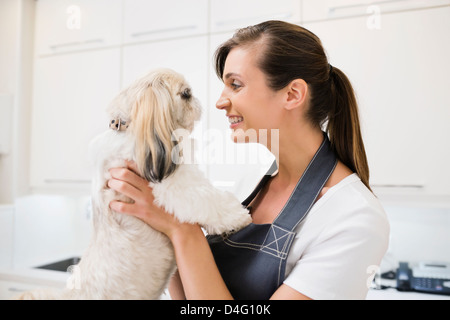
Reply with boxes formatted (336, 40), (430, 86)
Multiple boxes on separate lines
(208, 133), (337, 300)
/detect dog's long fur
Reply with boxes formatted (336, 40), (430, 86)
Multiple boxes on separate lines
(16, 69), (251, 300)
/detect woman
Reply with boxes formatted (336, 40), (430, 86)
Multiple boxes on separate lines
(108, 21), (390, 300)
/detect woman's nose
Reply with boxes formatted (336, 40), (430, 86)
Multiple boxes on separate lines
(216, 94), (231, 110)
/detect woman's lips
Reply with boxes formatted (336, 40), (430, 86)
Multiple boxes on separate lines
(228, 116), (243, 128)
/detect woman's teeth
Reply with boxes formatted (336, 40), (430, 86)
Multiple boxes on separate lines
(229, 116), (243, 124)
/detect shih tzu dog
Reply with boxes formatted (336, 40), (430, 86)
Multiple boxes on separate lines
(16, 68), (251, 299)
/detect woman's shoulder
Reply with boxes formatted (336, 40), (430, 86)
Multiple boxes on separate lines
(308, 173), (390, 236)
(286, 174), (390, 299)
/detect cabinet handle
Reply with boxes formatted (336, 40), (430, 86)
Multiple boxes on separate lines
(371, 184), (424, 189)
(327, 0), (444, 16)
(329, 0), (407, 12)
(44, 179), (91, 184)
(8, 287), (26, 293)
(131, 25), (197, 38)
(49, 38), (104, 50)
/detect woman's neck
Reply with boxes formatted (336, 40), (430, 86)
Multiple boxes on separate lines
(271, 125), (324, 188)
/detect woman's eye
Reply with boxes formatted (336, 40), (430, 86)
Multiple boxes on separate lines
(231, 81), (242, 90)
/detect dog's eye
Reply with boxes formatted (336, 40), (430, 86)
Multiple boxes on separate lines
(180, 88), (192, 100)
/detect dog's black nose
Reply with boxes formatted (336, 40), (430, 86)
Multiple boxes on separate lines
(180, 88), (192, 100)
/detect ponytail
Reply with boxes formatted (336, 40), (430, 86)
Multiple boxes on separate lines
(214, 20), (372, 191)
(328, 66), (371, 191)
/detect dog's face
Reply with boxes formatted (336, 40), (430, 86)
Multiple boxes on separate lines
(107, 68), (202, 182)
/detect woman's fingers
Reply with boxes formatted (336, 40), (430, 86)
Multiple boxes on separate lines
(109, 166), (149, 191)
(125, 160), (139, 175)
(109, 200), (136, 215)
(107, 163), (171, 231)
(107, 177), (142, 202)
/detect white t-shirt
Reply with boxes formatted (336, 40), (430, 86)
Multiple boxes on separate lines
(283, 173), (390, 300)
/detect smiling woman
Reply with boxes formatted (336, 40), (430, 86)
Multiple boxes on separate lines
(109, 20), (390, 300)
(204, 21), (389, 300)
(214, 21), (370, 191)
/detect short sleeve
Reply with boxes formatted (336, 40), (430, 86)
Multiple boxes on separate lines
(283, 204), (390, 300)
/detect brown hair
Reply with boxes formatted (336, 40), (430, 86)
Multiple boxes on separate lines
(214, 20), (371, 191)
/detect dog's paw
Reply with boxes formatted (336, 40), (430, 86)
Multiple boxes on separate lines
(203, 206), (252, 235)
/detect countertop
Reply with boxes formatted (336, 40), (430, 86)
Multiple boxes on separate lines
(367, 288), (450, 300)
(2, 265), (449, 300)
(0, 266), (69, 287)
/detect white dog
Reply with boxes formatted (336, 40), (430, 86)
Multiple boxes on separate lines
(16, 69), (251, 300)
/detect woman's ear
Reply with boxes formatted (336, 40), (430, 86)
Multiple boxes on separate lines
(284, 79), (308, 111)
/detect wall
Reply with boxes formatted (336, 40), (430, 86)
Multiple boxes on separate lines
(0, 0), (20, 203)
(0, 205), (14, 268)
(382, 205), (450, 272)
(0, 0), (35, 204)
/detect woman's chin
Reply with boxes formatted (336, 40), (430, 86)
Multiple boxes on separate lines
(230, 127), (259, 144)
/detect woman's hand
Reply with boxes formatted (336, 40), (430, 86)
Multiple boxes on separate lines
(108, 162), (233, 299)
(107, 161), (184, 238)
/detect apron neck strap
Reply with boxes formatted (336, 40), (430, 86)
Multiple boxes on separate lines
(274, 132), (337, 231)
(242, 132), (337, 232)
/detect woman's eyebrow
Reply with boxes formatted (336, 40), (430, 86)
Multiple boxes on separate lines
(224, 72), (242, 80)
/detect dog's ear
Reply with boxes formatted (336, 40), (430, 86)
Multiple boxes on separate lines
(131, 82), (178, 183)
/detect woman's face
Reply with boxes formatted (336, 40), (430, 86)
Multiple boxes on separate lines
(216, 46), (285, 144)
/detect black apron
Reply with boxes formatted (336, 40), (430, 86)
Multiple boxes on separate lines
(208, 133), (337, 299)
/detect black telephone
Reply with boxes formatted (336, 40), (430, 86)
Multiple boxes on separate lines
(396, 262), (450, 295)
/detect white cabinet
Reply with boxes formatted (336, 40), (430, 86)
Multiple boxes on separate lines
(34, 0), (122, 55)
(30, 49), (121, 188)
(302, 0), (450, 22)
(304, 7), (450, 194)
(0, 280), (37, 300)
(0, 206), (14, 269)
(210, 0), (301, 33)
(28, 1), (450, 198)
(0, 274), (67, 300)
(123, 0), (208, 44)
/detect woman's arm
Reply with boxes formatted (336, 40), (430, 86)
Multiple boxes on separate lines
(168, 270), (185, 300)
(270, 284), (312, 300)
(170, 223), (233, 300)
(108, 164), (233, 300)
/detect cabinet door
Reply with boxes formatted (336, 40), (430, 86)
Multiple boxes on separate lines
(35, 0), (122, 55)
(210, 0), (301, 33)
(30, 49), (121, 188)
(123, 0), (208, 44)
(304, 7), (450, 194)
(302, 0), (450, 22)
(0, 280), (39, 300)
(0, 206), (14, 269)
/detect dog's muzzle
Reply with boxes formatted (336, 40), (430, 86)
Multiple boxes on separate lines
(110, 118), (129, 132)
